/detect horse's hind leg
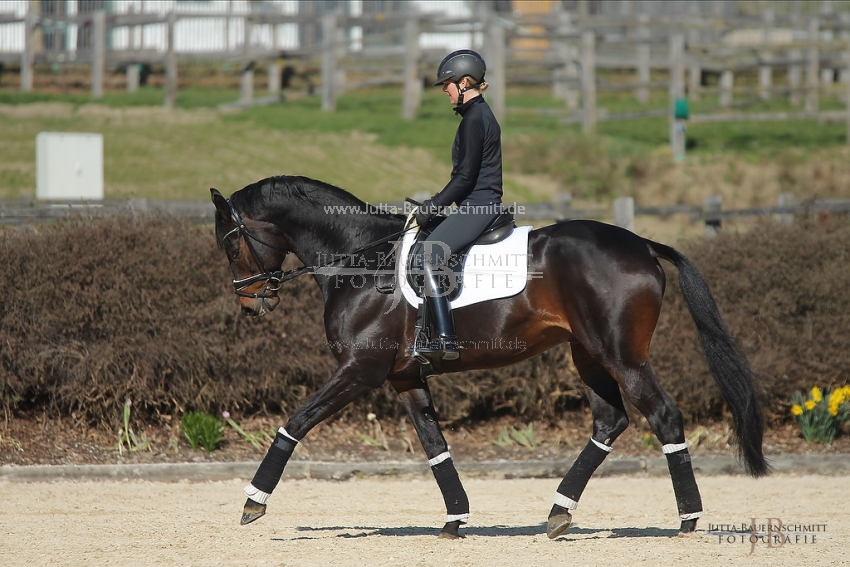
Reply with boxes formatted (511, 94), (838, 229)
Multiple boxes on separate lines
(547, 345), (630, 539)
(391, 375), (469, 539)
(614, 360), (703, 534)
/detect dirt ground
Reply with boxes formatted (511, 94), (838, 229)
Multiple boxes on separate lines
(0, 473), (846, 567)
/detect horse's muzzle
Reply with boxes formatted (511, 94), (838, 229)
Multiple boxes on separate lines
(241, 296), (280, 317)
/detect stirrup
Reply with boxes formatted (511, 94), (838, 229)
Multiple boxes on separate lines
(408, 324), (431, 364)
(415, 336), (460, 361)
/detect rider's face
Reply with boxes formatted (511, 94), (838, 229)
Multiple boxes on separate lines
(442, 79), (462, 105)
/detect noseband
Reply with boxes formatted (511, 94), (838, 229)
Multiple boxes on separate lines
(222, 203), (298, 300)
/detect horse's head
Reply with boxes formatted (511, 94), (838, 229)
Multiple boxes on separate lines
(211, 188), (288, 317)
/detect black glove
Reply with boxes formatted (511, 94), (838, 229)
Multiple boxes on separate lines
(414, 200), (437, 226)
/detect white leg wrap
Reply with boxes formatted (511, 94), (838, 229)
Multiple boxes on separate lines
(553, 492), (578, 510)
(662, 442), (688, 454)
(278, 427), (299, 443)
(446, 513), (469, 524)
(680, 511), (703, 520)
(428, 451), (452, 467)
(591, 438), (613, 453)
(244, 483), (271, 505)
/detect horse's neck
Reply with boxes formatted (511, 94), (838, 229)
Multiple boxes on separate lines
(266, 194), (399, 268)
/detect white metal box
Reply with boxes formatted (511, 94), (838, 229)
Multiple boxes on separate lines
(36, 132), (104, 200)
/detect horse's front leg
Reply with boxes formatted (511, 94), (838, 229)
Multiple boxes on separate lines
(391, 376), (470, 539)
(241, 358), (389, 525)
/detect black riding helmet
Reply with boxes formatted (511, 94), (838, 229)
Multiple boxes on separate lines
(432, 50), (486, 105)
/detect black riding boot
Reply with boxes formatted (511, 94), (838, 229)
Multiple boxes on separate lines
(417, 261), (459, 361)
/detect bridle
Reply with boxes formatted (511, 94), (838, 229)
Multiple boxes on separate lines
(221, 200), (415, 300)
(222, 203), (303, 300)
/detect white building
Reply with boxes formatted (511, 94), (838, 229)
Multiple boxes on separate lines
(0, 1), (480, 57)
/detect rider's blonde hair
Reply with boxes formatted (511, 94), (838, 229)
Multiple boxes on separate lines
(461, 76), (489, 93)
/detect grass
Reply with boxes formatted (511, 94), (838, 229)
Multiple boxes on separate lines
(492, 423), (536, 449)
(181, 411), (225, 454)
(116, 398), (150, 455)
(0, 89), (453, 202)
(2, 80), (850, 221)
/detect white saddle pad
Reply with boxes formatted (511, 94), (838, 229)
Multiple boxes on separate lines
(398, 225), (532, 309)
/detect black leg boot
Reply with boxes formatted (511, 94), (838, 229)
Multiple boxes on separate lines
(416, 261), (459, 361)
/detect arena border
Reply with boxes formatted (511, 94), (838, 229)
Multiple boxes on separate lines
(1, 454), (848, 483)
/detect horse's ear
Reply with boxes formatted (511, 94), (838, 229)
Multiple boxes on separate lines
(210, 188), (229, 217)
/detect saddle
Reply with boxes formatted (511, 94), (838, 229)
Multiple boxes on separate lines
(406, 212), (516, 301)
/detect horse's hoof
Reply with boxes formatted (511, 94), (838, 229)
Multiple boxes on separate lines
(438, 520), (465, 539)
(547, 508), (573, 540)
(678, 518), (698, 535)
(240, 498), (267, 525)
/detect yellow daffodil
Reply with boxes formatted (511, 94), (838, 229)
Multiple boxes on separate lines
(791, 405), (803, 416)
(805, 400), (816, 411)
(810, 387), (822, 403)
(828, 388), (847, 417)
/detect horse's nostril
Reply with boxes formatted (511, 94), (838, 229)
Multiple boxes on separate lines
(242, 305), (255, 316)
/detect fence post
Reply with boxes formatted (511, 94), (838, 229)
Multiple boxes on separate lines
(553, 192), (572, 219)
(485, 13), (505, 122)
(240, 17), (254, 104)
(268, 62), (280, 94)
(552, 7), (578, 109)
(719, 69), (734, 107)
(669, 34), (685, 160)
(126, 6), (139, 93)
(789, 48), (802, 106)
(759, 8), (774, 101)
(128, 5), (136, 50)
(321, 12), (338, 112)
(669, 33), (685, 98)
(268, 17), (280, 94)
(703, 194), (722, 239)
(687, 3), (701, 101)
(225, 0), (232, 53)
(806, 17), (819, 113)
(820, 2), (834, 88)
(402, 17), (422, 121)
(846, 44), (850, 145)
(581, 30), (596, 134)
(636, 14), (650, 104)
(777, 192), (795, 225)
(840, 13), (850, 85)
(165, 12), (177, 109)
(758, 53), (772, 101)
(126, 64), (139, 92)
(91, 11), (105, 99)
(21, 10), (35, 92)
(613, 197), (634, 232)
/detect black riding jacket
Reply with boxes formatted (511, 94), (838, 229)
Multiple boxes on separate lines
(428, 96), (503, 209)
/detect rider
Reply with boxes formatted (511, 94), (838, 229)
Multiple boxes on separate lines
(413, 49), (504, 361)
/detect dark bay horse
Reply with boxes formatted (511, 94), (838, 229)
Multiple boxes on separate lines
(211, 175), (768, 540)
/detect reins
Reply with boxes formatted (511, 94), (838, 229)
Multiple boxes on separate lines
(224, 200), (415, 298)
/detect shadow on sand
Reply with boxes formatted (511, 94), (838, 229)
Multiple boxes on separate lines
(272, 524), (681, 541)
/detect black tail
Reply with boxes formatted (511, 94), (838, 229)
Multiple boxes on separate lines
(648, 240), (770, 477)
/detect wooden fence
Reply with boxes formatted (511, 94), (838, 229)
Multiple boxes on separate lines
(3, 196), (848, 239)
(4, 3), (850, 148)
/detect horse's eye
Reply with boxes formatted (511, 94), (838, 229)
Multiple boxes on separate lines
(230, 248), (241, 260)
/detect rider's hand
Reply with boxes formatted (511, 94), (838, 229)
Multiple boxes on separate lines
(414, 201), (436, 226)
